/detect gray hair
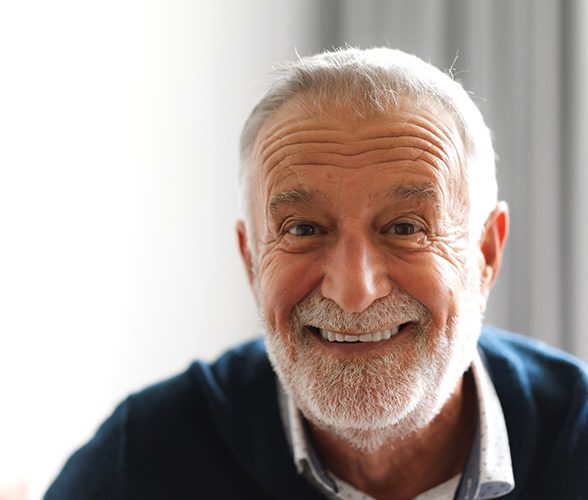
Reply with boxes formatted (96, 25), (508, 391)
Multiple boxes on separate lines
(239, 47), (497, 244)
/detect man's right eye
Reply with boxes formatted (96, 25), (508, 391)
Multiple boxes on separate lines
(286, 223), (320, 236)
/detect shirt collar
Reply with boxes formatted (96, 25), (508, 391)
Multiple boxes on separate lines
(278, 349), (515, 500)
(457, 350), (514, 499)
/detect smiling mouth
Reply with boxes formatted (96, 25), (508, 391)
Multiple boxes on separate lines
(306, 323), (412, 343)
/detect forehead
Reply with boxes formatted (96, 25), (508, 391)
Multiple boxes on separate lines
(251, 96), (466, 211)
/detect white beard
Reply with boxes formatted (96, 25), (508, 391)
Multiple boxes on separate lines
(260, 268), (483, 453)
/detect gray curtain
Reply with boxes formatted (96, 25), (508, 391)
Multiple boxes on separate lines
(309, 0), (588, 360)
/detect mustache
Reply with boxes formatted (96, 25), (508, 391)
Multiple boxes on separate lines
(292, 287), (431, 333)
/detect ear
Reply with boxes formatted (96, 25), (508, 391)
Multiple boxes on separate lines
(237, 220), (255, 288)
(478, 201), (509, 299)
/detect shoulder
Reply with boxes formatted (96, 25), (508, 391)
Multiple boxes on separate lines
(478, 326), (588, 497)
(479, 325), (588, 394)
(44, 402), (127, 500)
(128, 337), (271, 417)
(478, 325), (588, 419)
(45, 338), (277, 499)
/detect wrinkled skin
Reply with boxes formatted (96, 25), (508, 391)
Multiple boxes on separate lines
(241, 96), (488, 355)
(237, 96), (508, 499)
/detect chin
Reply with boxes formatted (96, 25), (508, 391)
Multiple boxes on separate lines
(262, 283), (483, 453)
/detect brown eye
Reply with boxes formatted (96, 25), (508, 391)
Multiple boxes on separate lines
(287, 223), (320, 236)
(393, 223), (417, 235)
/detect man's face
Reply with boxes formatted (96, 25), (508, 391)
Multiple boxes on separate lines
(240, 97), (496, 451)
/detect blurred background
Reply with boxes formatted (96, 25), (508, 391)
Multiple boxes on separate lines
(1, 0), (587, 498)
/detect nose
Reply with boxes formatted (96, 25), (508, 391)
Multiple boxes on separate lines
(320, 230), (392, 313)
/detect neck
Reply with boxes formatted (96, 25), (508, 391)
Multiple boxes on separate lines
(306, 371), (477, 500)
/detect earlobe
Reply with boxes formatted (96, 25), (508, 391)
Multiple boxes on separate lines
(237, 220), (255, 287)
(479, 202), (509, 298)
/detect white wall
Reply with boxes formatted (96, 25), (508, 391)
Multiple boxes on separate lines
(2, 1), (587, 498)
(0, 1), (322, 497)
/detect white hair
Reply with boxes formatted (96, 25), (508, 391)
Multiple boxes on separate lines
(238, 47), (498, 245)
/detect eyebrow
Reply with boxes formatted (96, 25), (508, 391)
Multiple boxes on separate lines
(269, 188), (316, 214)
(268, 183), (442, 215)
(388, 183), (442, 205)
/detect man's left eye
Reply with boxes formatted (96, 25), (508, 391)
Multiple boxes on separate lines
(286, 223), (320, 236)
(389, 223), (419, 235)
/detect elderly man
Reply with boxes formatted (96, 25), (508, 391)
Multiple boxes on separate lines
(46, 48), (588, 500)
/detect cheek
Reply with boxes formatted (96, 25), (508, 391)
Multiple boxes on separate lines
(258, 251), (323, 332)
(391, 255), (465, 327)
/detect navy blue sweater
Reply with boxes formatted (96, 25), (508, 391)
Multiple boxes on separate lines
(45, 327), (588, 499)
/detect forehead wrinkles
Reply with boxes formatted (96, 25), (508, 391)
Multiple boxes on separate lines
(254, 112), (462, 177)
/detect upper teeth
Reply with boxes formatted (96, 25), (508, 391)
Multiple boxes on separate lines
(319, 326), (401, 343)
